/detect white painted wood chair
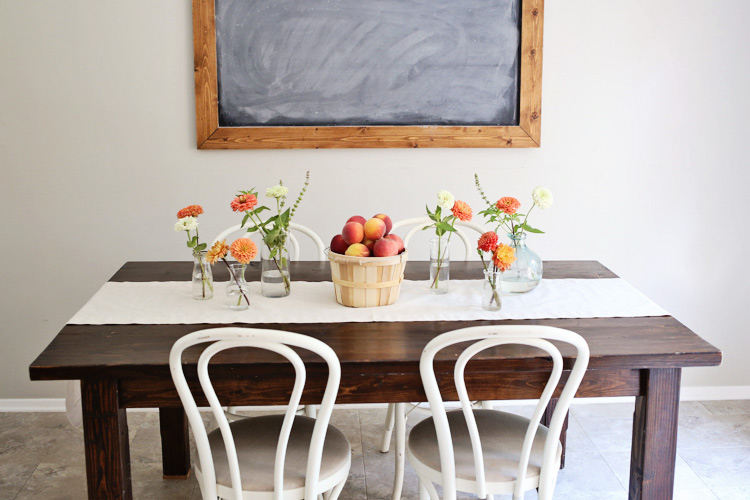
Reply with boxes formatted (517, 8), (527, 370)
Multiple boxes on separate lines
(381, 216), (488, 500)
(169, 327), (351, 500)
(212, 222), (326, 261)
(213, 223), (326, 419)
(407, 325), (589, 500)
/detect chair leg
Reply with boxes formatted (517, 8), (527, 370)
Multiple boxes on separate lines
(391, 403), (406, 500)
(380, 403), (396, 453)
(418, 480), (430, 500)
(327, 476), (347, 500)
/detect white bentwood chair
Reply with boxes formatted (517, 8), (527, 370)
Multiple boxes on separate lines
(407, 325), (589, 500)
(380, 216), (487, 500)
(213, 222), (326, 261)
(170, 327), (351, 500)
(213, 223), (326, 419)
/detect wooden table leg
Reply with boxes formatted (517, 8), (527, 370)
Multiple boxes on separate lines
(81, 379), (132, 500)
(629, 368), (681, 500)
(159, 407), (191, 478)
(542, 398), (569, 469)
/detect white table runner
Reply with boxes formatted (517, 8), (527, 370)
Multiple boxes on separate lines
(69, 278), (667, 325)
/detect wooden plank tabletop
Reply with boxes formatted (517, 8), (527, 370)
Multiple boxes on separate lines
(29, 261), (722, 381)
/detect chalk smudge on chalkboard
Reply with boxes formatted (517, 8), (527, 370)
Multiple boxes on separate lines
(215, 0), (520, 127)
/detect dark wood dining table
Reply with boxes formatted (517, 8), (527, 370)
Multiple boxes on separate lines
(29, 260), (721, 500)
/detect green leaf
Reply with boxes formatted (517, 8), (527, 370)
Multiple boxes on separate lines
(185, 241), (193, 248)
(241, 213), (250, 228)
(269, 248), (277, 259)
(196, 243), (207, 251)
(425, 205), (433, 217)
(520, 223), (544, 234)
(435, 221), (457, 233)
(245, 225), (259, 233)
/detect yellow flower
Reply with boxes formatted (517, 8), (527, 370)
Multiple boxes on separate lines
(492, 244), (516, 271)
(205, 240), (229, 265)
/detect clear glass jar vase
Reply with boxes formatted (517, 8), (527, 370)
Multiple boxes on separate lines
(429, 237), (450, 294)
(192, 251), (213, 300)
(261, 238), (291, 298)
(483, 270), (502, 311)
(500, 233), (542, 293)
(226, 264), (250, 311)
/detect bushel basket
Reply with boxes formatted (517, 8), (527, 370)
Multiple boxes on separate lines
(327, 249), (408, 308)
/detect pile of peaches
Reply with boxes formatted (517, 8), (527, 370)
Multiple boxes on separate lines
(330, 214), (405, 257)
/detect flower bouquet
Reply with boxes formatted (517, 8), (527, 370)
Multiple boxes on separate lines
(232, 171), (309, 297)
(174, 204), (213, 300)
(475, 174), (553, 293)
(424, 190), (472, 293)
(477, 232), (516, 310)
(206, 238), (257, 310)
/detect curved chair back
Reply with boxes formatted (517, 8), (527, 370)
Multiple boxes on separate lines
(169, 327), (341, 500)
(419, 325), (589, 500)
(212, 223), (326, 261)
(392, 217), (486, 260)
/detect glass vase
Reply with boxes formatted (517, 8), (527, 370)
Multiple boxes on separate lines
(192, 251), (213, 300)
(429, 237), (450, 294)
(500, 233), (542, 293)
(261, 237), (291, 298)
(225, 264), (250, 311)
(483, 270), (502, 311)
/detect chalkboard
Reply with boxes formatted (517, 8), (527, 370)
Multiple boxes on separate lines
(214, 0), (521, 127)
(192, 0), (544, 149)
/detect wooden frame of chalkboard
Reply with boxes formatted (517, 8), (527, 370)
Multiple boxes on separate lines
(193, 0), (544, 149)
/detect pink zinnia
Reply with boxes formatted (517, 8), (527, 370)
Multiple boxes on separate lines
(231, 193), (257, 213)
(477, 232), (499, 253)
(451, 200), (473, 221)
(496, 197), (521, 214)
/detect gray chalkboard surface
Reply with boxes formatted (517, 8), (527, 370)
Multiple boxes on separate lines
(215, 0), (521, 128)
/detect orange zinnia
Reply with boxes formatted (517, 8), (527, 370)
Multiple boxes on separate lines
(205, 240), (229, 265)
(451, 200), (472, 221)
(231, 193), (257, 213)
(492, 243), (516, 271)
(230, 238), (257, 264)
(496, 197), (521, 214)
(177, 204), (203, 218)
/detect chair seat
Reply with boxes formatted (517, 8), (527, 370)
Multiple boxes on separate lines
(407, 409), (561, 483)
(204, 414), (350, 491)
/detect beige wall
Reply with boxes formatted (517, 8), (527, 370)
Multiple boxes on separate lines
(1, 0), (748, 400)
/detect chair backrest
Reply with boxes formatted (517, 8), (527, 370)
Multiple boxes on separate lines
(419, 325), (589, 500)
(212, 222), (327, 261)
(169, 327), (341, 500)
(392, 217), (487, 260)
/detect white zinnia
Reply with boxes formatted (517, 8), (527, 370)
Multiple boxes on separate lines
(437, 190), (455, 211)
(266, 185), (289, 198)
(174, 216), (198, 232)
(532, 187), (553, 209)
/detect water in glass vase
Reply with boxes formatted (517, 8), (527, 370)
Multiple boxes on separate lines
(261, 242), (291, 298)
(429, 237), (450, 294)
(499, 233), (542, 293)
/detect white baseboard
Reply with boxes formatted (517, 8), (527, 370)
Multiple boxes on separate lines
(3, 386), (748, 412)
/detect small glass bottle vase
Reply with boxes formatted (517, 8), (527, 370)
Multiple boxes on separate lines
(500, 233), (543, 293)
(261, 240), (291, 298)
(226, 264), (250, 311)
(192, 251), (214, 300)
(429, 237), (450, 294)
(483, 270), (503, 311)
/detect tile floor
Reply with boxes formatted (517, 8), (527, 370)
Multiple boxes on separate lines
(1, 400), (749, 499)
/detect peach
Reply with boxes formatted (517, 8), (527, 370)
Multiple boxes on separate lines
(373, 238), (399, 257)
(342, 222), (364, 245)
(373, 214), (393, 235)
(384, 234), (405, 253)
(363, 218), (386, 240)
(363, 238), (376, 251)
(347, 215), (367, 226)
(345, 243), (370, 257)
(330, 234), (349, 255)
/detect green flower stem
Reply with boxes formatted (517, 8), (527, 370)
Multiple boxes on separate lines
(479, 253), (501, 306)
(431, 233), (452, 289)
